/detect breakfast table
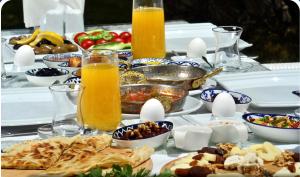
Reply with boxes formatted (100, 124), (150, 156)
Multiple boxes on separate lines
(1, 22), (300, 175)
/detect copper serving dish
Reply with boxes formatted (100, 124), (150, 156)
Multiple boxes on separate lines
(121, 84), (188, 114)
(132, 65), (221, 90)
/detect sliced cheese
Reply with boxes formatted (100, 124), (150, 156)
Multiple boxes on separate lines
(170, 163), (191, 172)
(203, 153), (216, 162)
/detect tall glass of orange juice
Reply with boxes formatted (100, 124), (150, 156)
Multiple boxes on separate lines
(78, 49), (121, 133)
(132, 0), (165, 59)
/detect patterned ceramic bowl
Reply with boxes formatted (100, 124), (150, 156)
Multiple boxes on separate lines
(130, 58), (170, 68)
(64, 77), (81, 84)
(112, 121), (173, 148)
(165, 60), (201, 68)
(43, 53), (82, 68)
(200, 88), (252, 112)
(25, 68), (69, 86)
(243, 113), (300, 143)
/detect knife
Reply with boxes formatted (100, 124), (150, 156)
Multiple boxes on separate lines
(1, 124), (46, 138)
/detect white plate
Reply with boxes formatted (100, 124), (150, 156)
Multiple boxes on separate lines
(122, 96), (203, 119)
(3, 34), (82, 61)
(166, 37), (252, 53)
(129, 23), (252, 53)
(215, 70), (300, 108)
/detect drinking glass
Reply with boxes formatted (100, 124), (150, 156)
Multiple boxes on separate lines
(49, 84), (83, 136)
(132, 0), (165, 59)
(213, 26), (243, 72)
(79, 49), (121, 134)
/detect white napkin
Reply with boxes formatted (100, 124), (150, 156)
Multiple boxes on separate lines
(22, 0), (85, 30)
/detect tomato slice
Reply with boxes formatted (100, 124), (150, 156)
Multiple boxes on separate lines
(119, 32), (131, 40)
(74, 32), (87, 44)
(80, 39), (95, 49)
(109, 32), (119, 39)
(111, 37), (125, 43)
(95, 39), (107, 45)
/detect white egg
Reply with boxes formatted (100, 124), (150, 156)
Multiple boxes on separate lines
(140, 98), (165, 122)
(14, 45), (35, 66)
(212, 92), (236, 117)
(187, 37), (207, 58)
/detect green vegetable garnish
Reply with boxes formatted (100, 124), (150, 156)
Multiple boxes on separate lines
(77, 165), (175, 177)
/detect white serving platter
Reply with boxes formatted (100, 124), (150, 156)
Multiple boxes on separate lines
(215, 70), (300, 108)
(122, 96), (203, 119)
(3, 34), (82, 62)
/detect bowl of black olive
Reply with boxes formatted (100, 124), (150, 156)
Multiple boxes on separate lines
(200, 88), (252, 113)
(25, 68), (69, 86)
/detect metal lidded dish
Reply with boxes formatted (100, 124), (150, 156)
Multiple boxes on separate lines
(132, 65), (207, 90)
(121, 84), (188, 114)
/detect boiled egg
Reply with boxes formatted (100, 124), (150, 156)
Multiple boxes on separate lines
(187, 37), (207, 58)
(14, 45), (35, 66)
(140, 98), (165, 122)
(212, 92), (236, 117)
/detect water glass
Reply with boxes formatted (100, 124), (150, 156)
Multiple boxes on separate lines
(213, 26), (243, 71)
(49, 84), (83, 136)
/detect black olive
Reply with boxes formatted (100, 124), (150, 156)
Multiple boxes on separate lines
(35, 68), (63, 76)
(13, 44), (23, 50)
(37, 39), (52, 46)
(63, 39), (72, 44)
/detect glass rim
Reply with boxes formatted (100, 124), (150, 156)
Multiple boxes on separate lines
(49, 83), (84, 92)
(85, 48), (117, 54)
(212, 26), (243, 33)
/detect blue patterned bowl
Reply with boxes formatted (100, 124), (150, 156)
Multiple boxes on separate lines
(131, 58), (170, 68)
(112, 121), (173, 148)
(64, 77), (81, 84)
(43, 53), (82, 68)
(117, 50), (132, 61)
(25, 68), (69, 86)
(166, 60), (202, 68)
(243, 113), (300, 143)
(200, 88), (252, 112)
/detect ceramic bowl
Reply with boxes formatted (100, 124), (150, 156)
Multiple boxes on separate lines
(200, 88), (252, 112)
(64, 77), (81, 84)
(58, 61), (81, 73)
(43, 53), (82, 68)
(130, 58), (169, 68)
(165, 60), (201, 68)
(112, 121), (173, 148)
(25, 68), (69, 86)
(117, 50), (132, 61)
(121, 84), (188, 114)
(243, 113), (300, 143)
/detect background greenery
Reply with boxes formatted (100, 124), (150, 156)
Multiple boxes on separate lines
(1, 0), (299, 63)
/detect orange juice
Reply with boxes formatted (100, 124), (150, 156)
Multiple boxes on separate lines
(132, 7), (165, 59)
(79, 63), (121, 131)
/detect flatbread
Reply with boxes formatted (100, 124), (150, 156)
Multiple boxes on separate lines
(1, 134), (154, 177)
(44, 145), (154, 176)
(1, 136), (77, 170)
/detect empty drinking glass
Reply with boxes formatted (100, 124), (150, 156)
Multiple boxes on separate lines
(49, 84), (84, 136)
(213, 26), (243, 71)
